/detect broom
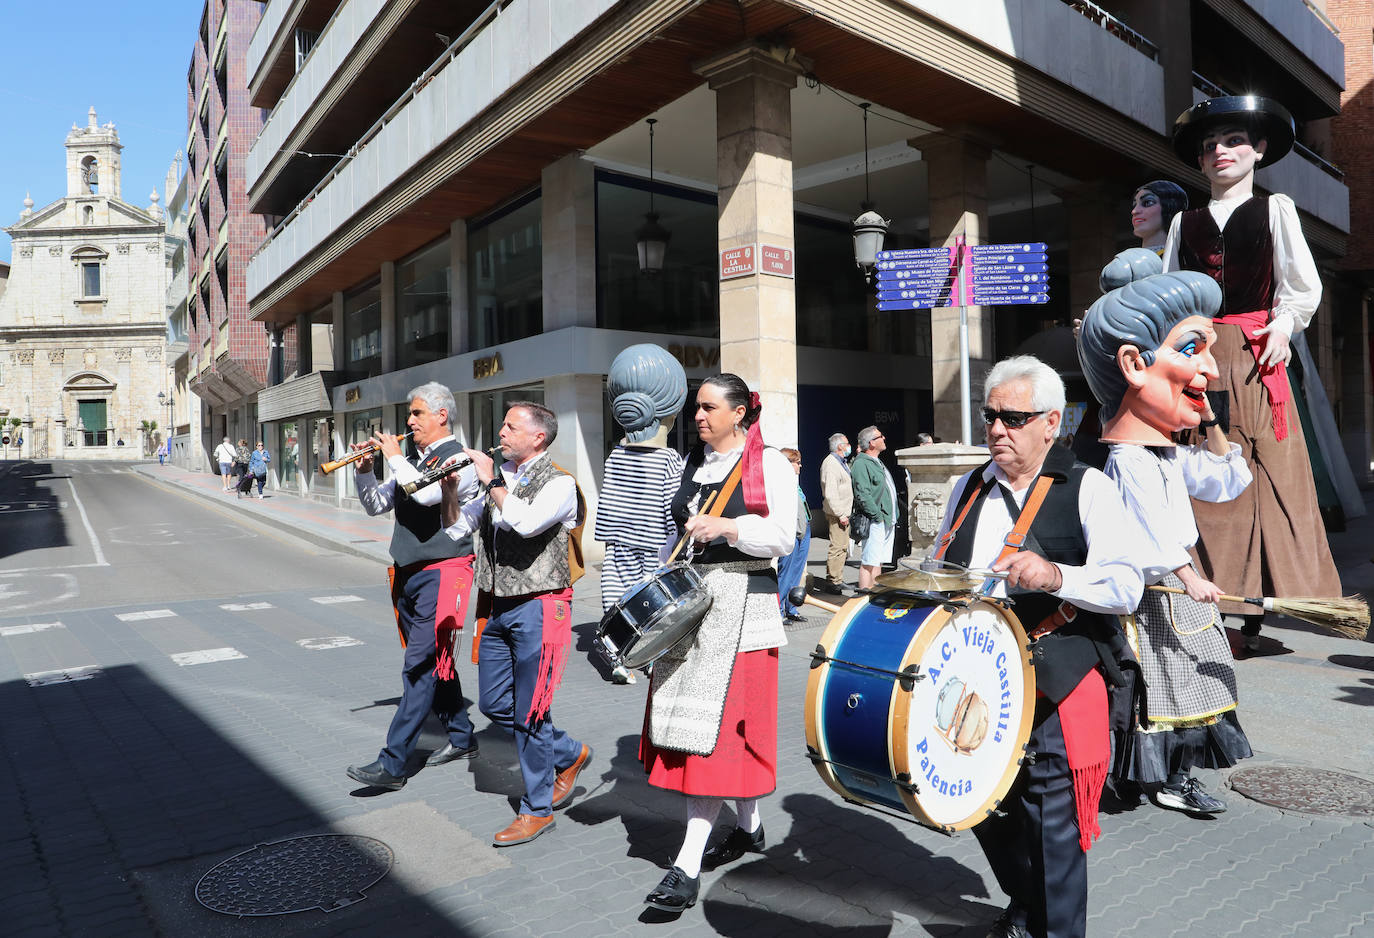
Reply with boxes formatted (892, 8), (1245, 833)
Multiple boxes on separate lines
(1148, 586), (1369, 640)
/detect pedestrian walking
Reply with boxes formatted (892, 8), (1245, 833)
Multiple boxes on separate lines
(248, 441), (272, 498)
(214, 437), (236, 491)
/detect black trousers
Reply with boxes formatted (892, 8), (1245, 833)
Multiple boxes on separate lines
(973, 701), (1087, 938)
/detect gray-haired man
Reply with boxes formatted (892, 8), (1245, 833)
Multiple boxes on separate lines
(819, 433), (853, 594)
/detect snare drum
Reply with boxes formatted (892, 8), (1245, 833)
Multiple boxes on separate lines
(804, 590), (1035, 831)
(595, 562), (713, 669)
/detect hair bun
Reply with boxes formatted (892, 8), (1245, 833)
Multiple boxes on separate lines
(612, 391), (657, 434)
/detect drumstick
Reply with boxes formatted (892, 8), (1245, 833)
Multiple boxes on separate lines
(666, 490), (719, 563)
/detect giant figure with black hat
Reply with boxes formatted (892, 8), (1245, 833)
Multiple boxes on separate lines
(1163, 95), (1342, 652)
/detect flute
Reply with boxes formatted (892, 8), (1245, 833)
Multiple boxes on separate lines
(320, 431), (414, 475)
(397, 446), (502, 497)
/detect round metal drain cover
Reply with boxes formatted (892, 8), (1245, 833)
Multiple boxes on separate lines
(1230, 766), (1374, 818)
(196, 834), (393, 916)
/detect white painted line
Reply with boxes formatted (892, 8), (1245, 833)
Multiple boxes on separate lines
(65, 478), (108, 567)
(171, 647), (246, 666)
(311, 595), (365, 605)
(0, 562), (108, 575)
(220, 602), (274, 611)
(25, 665), (101, 686)
(116, 609), (177, 622)
(297, 636), (364, 650)
(0, 621), (66, 637)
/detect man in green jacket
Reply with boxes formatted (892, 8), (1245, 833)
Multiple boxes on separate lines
(851, 425), (896, 592)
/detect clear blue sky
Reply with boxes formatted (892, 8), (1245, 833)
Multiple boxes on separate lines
(0, 1), (204, 264)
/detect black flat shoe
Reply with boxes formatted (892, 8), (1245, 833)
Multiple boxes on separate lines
(346, 760), (406, 790)
(644, 866), (699, 912)
(425, 743), (479, 766)
(701, 825), (765, 870)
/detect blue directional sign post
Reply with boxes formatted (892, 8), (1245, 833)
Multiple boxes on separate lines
(871, 238), (1053, 442)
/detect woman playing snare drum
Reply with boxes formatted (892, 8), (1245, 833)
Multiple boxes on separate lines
(639, 373), (795, 913)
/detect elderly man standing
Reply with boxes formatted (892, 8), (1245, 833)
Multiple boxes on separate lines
(818, 433), (853, 595)
(932, 356), (1141, 938)
(851, 425), (896, 593)
(442, 402), (592, 847)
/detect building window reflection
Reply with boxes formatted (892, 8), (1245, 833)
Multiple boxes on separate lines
(596, 171), (718, 337)
(279, 420), (299, 488)
(469, 383), (544, 453)
(395, 237), (450, 370)
(468, 192), (542, 350)
(343, 280), (382, 380)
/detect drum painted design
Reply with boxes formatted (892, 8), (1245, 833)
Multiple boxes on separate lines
(595, 562), (713, 669)
(804, 591), (1036, 831)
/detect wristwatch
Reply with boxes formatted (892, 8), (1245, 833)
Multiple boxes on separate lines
(486, 476), (506, 493)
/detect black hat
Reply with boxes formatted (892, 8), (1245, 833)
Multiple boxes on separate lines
(1171, 95), (1295, 166)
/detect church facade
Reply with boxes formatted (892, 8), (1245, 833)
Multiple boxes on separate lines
(0, 108), (168, 460)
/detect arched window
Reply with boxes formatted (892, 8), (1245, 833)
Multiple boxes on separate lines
(81, 156), (99, 195)
(82, 205), (95, 225)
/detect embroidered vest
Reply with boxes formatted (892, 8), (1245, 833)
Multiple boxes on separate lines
(1177, 195), (1275, 316)
(390, 437), (471, 567)
(475, 455), (579, 597)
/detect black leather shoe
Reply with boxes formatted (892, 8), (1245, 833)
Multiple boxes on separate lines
(425, 743), (479, 766)
(346, 761), (406, 790)
(985, 904), (1028, 938)
(644, 866), (699, 912)
(702, 825), (766, 870)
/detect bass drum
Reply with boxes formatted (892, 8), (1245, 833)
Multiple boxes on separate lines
(804, 590), (1036, 832)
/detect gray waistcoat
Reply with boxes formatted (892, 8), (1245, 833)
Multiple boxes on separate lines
(475, 455), (576, 597)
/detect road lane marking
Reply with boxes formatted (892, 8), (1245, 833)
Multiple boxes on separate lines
(0, 573), (79, 611)
(311, 595), (365, 605)
(220, 602), (274, 611)
(25, 665), (101, 686)
(65, 478), (108, 567)
(0, 622), (65, 637)
(116, 609), (177, 621)
(171, 647), (246, 666)
(297, 636), (364, 650)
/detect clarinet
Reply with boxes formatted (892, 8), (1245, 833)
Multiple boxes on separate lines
(398, 446), (501, 497)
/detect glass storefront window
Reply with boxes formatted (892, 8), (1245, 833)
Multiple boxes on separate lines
(396, 238), (450, 370)
(468, 193), (542, 350)
(469, 384), (544, 453)
(596, 172), (718, 337)
(308, 415), (336, 495)
(347, 408), (384, 494)
(279, 421), (299, 488)
(344, 280), (382, 380)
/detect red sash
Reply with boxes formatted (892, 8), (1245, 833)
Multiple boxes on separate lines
(471, 587), (575, 725)
(1055, 668), (1109, 852)
(1215, 309), (1289, 441)
(387, 555), (474, 681)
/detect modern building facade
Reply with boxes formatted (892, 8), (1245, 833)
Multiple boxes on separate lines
(183, 0), (286, 470)
(0, 109), (169, 461)
(239, 0), (1368, 542)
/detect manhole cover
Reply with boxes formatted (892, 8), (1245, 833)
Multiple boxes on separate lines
(1230, 766), (1374, 818)
(196, 834), (393, 916)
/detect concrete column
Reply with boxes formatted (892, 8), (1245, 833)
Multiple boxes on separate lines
(914, 128), (995, 443)
(450, 220), (470, 356)
(541, 154), (597, 332)
(695, 44), (801, 449)
(1340, 292), (1373, 485)
(296, 312), (312, 374)
(331, 291), (345, 374)
(544, 373), (605, 565)
(1057, 181), (1126, 316)
(379, 261), (397, 373)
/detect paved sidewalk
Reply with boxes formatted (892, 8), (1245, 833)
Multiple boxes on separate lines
(8, 462), (1372, 936)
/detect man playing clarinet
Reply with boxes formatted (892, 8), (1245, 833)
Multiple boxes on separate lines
(345, 382), (481, 790)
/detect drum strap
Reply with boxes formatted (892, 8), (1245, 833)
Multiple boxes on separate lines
(667, 456), (744, 563)
(933, 472), (1054, 569)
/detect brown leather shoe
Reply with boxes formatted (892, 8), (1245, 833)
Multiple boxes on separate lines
(551, 743), (593, 809)
(492, 813), (556, 847)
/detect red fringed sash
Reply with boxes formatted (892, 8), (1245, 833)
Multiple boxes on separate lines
(1216, 309), (1289, 441)
(387, 555), (474, 681)
(1057, 668), (1109, 853)
(527, 588), (574, 724)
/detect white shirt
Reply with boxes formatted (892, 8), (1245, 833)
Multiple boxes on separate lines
(355, 434), (478, 515)
(936, 460), (1143, 616)
(1104, 442), (1251, 585)
(214, 442), (236, 463)
(1162, 192), (1321, 337)
(444, 450), (578, 541)
(659, 444), (796, 562)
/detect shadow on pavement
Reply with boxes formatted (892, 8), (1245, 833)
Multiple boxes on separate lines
(0, 664), (477, 936)
(0, 462), (72, 561)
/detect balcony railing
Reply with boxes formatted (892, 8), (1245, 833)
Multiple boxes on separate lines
(1060, 0), (1159, 61)
(1302, 0), (1339, 37)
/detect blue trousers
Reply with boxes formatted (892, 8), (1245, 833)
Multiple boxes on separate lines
(478, 594), (582, 816)
(378, 565), (476, 776)
(776, 521), (811, 616)
(973, 703), (1087, 938)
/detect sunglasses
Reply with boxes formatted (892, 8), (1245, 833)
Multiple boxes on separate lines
(982, 408), (1044, 429)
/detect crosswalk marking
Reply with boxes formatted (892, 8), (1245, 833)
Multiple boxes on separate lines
(171, 647), (246, 666)
(25, 665), (101, 686)
(116, 609), (177, 622)
(220, 602), (275, 611)
(0, 622), (65, 637)
(311, 595), (365, 605)
(297, 636), (364, 650)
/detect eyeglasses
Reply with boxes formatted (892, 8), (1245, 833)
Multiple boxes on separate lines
(982, 408), (1045, 429)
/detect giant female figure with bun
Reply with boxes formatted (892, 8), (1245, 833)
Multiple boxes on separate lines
(639, 374), (794, 914)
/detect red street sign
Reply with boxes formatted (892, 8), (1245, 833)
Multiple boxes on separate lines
(719, 245), (756, 280)
(759, 244), (794, 278)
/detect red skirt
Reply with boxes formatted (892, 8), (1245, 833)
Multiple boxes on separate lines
(639, 647), (779, 798)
